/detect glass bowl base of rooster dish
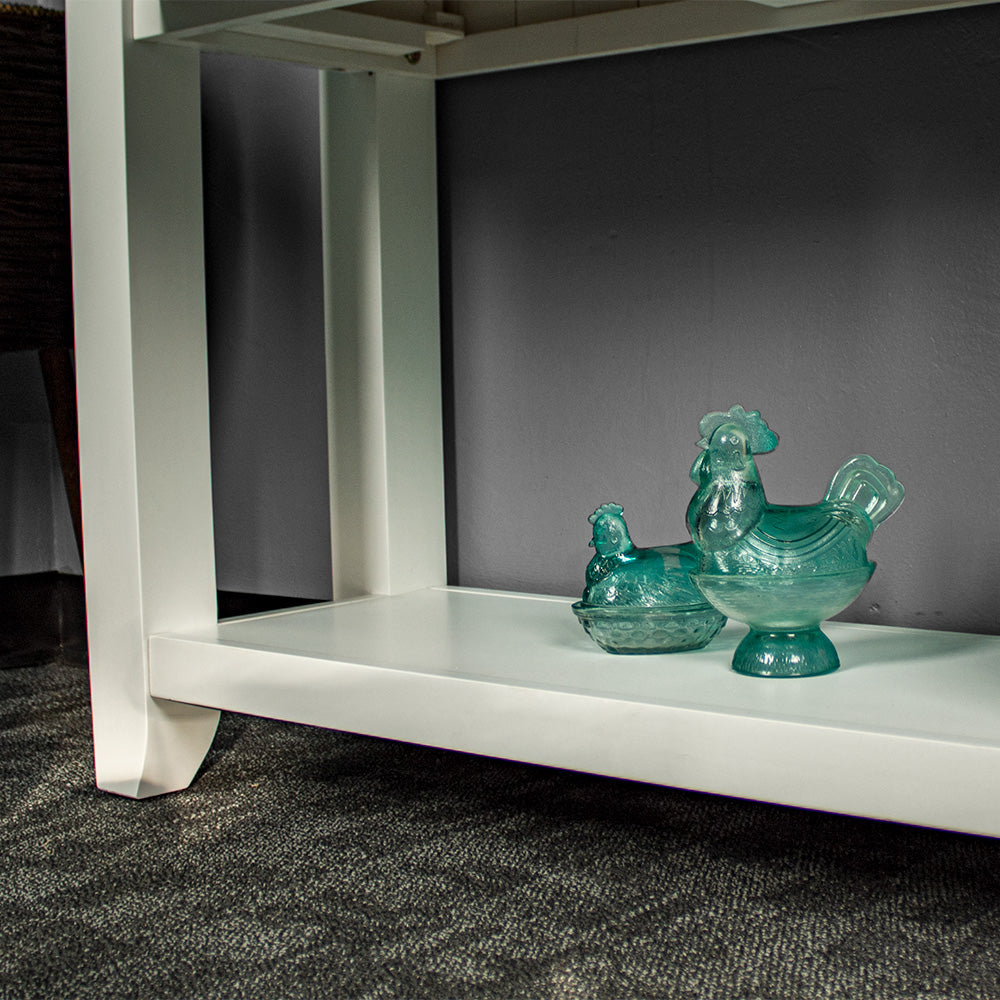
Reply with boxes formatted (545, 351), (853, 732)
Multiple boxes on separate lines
(686, 406), (904, 678)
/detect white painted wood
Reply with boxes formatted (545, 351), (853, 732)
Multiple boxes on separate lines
(188, 27), (437, 75)
(134, 1), (459, 74)
(150, 588), (1000, 837)
(360, 0), (446, 18)
(190, 27), (437, 79)
(746, 0), (830, 7)
(573, 0), (638, 14)
(230, 7), (463, 54)
(66, 0), (220, 797)
(132, 0), (362, 41)
(132, 0), (1000, 79)
(514, 0), (576, 26)
(450, 1), (518, 33)
(321, 72), (447, 598)
(435, 0), (1000, 77)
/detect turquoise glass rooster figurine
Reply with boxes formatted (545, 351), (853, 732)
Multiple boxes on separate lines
(687, 406), (904, 677)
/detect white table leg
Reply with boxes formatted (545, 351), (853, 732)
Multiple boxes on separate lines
(67, 1), (219, 797)
(321, 71), (447, 599)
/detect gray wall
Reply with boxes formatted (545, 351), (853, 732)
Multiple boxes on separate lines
(201, 53), (332, 600)
(437, 5), (1000, 633)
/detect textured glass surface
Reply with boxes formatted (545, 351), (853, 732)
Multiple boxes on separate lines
(572, 603), (728, 655)
(572, 503), (725, 654)
(687, 407), (904, 677)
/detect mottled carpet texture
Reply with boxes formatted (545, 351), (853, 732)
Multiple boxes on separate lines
(3, 662), (1000, 1000)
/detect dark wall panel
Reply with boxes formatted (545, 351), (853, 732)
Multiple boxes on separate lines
(438, 6), (1000, 632)
(202, 53), (332, 600)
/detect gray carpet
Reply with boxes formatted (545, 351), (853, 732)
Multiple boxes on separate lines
(3, 661), (1000, 1000)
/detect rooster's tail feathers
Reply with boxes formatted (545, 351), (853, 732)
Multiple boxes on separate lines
(825, 455), (904, 529)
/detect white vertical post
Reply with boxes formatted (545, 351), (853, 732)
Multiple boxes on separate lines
(321, 71), (447, 599)
(66, 0), (220, 797)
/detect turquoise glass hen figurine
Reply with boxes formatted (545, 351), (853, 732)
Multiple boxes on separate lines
(572, 502), (726, 654)
(687, 406), (904, 677)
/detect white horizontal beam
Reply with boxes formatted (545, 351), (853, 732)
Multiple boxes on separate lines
(134, 0), (1000, 75)
(132, 0), (362, 41)
(435, 0), (1000, 77)
(247, 6), (463, 53)
(134, 1), (455, 72)
(189, 27), (436, 73)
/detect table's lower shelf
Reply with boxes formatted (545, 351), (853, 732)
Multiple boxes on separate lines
(150, 586), (1000, 837)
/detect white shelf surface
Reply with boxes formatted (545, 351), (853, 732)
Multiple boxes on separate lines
(132, 0), (1000, 78)
(151, 586), (1000, 837)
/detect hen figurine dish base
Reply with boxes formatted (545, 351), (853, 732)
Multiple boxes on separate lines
(686, 406), (904, 678)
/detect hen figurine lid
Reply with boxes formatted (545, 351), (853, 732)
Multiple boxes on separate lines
(571, 502), (725, 655)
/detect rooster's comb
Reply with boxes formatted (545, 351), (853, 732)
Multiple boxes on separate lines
(588, 502), (624, 524)
(697, 405), (778, 454)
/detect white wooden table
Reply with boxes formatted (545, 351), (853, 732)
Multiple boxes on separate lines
(65, 0), (1000, 837)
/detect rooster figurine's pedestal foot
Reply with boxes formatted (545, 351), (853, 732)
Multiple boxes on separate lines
(732, 626), (840, 678)
(692, 565), (876, 678)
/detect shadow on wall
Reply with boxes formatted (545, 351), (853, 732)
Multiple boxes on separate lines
(201, 52), (332, 602)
